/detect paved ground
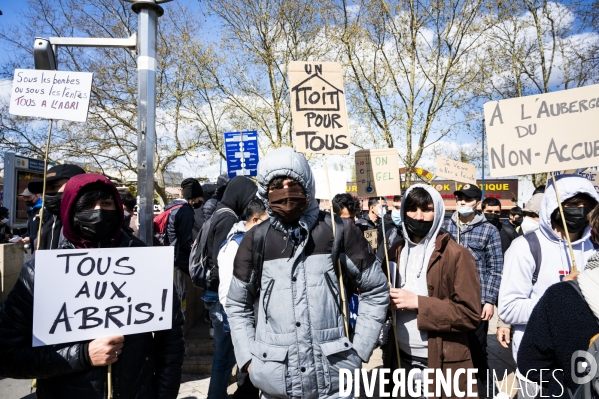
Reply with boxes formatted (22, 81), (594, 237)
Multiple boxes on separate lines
(0, 309), (518, 399)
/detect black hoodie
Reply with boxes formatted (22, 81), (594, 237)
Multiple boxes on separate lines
(206, 176), (257, 291)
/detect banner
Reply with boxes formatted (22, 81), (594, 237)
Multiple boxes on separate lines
(483, 84), (599, 177)
(33, 246), (174, 346)
(289, 62), (350, 154)
(355, 149), (401, 197)
(9, 69), (93, 122)
(436, 156), (477, 184)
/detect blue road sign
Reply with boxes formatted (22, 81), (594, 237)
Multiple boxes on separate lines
(224, 130), (259, 178)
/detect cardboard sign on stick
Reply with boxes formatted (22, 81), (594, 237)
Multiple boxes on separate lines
(364, 229), (378, 251)
(32, 246), (174, 346)
(313, 169), (347, 200)
(289, 62), (350, 155)
(355, 149), (401, 197)
(436, 156), (477, 185)
(483, 84), (599, 177)
(9, 69), (93, 122)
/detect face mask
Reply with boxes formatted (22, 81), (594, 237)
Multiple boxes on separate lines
(1, 218), (8, 224)
(512, 217), (523, 226)
(268, 187), (308, 224)
(25, 200), (35, 207)
(391, 209), (402, 226)
(457, 205), (474, 217)
(555, 207), (594, 233)
(521, 217), (539, 235)
(44, 192), (63, 215)
(404, 214), (434, 238)
(484, 213), (500, 226)
(192, 201), (203, 209)
(74, 209), (120, 242)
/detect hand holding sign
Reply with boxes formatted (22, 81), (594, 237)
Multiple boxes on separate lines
(88, 335), (125, 366)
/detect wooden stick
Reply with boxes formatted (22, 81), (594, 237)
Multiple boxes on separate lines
(107, 364), (112, 399)
(322, 155), (349, 337)
(455, 181), (460, 245)
(551, 172), (578, 272)
(36, 120), (54, 251)
(379, 201), (402, 369)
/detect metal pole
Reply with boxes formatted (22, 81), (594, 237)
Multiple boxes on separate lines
(133, 1), (162, 245)
(481, 118), (485, 200)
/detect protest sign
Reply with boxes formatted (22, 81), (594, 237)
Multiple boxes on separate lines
(32, 246), (174, 346)
(364, 229), (378, 251)
(313, 169), (347, 199)
(436, 156), (477, 185)
(289, 61), (350, 155)
(9, 69), (93, 122)
(581, 169), (599, 193)
(355, 149), (401, 197)
(483, 84), (599, 177)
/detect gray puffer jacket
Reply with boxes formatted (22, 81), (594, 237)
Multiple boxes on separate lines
(226, 147), (389, 399)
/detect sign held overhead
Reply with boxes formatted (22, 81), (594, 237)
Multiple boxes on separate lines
(9, 69), (93, 122)
(355, 149), (401, 197)
(436, 156), (477, 184)
(289, 62), (350, 155)
(484, 84), (599, 177)
(32, 246), (174, 346)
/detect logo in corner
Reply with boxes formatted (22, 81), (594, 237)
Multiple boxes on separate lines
(571, 350), (597, 384)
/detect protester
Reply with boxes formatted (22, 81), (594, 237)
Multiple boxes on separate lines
(0, 206), (11, 243)
(382, 184), (481, 397)
(356, 196), (383, 231)
(332, 193), (358, 219)
(520, 193), (543, 236)
(500, 206), (523, 251)
(0, 173), (185, 398)
(445, 183), (503, 396)
(498, 175), (599, 398)
(202, 174), (229, 222)
(18, 187), (51, 250)
(119, 190), (138, 237)
(213, 199), (267, 399)
(203, 176), (257, 399)
(226, 147), (389, 399)
(516, 203), (599, 398)
(28, 164), (86, 250)
(482, 197), (502, 229)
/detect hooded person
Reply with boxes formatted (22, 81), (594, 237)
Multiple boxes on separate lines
(226, 147), (389, 399)
(498, 175), (599, 396)
(0, 173), (185, 399)
(380, 184), (481, 398)
(28, 164), (86, 250)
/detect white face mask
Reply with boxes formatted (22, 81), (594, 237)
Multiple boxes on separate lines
(457, 205), (475, 217)
(521, 217), (539, 235)
(1, 218), (8, 224)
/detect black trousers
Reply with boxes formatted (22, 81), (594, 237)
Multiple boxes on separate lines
(233, 370), (259, 399)
(467, 305), (490, 398)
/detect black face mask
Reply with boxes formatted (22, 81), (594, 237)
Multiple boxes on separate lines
(45, 193), (63, 216)
(484, 213), (500, 226)
(74, 209), (120, 242)
(555, 207), (594, 233)
(25, 200), (35, 207)
(192, 201), (203, 209)
(512, 217), (523, 226)
(404, 214), (434, 238)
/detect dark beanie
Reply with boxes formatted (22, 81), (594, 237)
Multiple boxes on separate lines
(181, 178), (203, 199)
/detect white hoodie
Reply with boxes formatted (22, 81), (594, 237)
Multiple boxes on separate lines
(498, 175), (599, 363)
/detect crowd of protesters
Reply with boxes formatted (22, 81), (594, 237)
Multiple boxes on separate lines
(0, 150), (598, 399)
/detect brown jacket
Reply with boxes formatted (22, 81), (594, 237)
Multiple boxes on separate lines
(382, 232), (481, 398)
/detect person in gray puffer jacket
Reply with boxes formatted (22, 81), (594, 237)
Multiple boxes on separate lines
(226, 147), (389, 399)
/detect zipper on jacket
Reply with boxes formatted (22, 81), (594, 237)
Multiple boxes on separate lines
(324, 273), (343, 315)
(262, 279), (275, 323)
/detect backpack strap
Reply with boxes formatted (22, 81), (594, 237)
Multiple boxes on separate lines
(524, 233), (543, 285)
(252, 220), (270, 290)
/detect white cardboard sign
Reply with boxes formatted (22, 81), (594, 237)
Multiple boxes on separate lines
(289, 61), (350, 154)
(436, 156), (477, 184)
(9, 69), (93, 122)
(483, 84), (599, 177)
(312, 169), (347, 199)
(33, 246), (174, 346)
(355, 149), (402, 197)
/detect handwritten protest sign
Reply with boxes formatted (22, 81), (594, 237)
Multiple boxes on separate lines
(355, 149), (401, 197)
(289, 61), (350, 154)
(9, 69), (93, 122)
(313, 169), (347, 199)
(581, 169), (599, 193)
(436, 156), (477, 184)
(32, 246), (173, 346)
(364, 229), (378, 251)
(483, 84), (599, 177)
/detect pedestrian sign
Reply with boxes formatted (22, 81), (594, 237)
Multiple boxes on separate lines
(224, 131), (259, 178)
